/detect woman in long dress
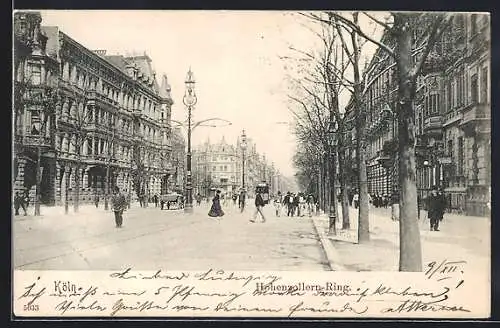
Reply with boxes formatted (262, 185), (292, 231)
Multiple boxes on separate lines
(208, 190), (225, 219)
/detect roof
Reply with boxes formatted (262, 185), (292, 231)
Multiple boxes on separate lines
(104, 55), (129, 71)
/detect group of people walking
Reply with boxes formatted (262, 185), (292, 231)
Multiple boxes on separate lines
(207, 188), (267, 223)
(277, 191), (316, 217)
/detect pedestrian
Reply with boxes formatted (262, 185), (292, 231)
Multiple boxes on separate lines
(111, 186), (127, 228)
(208, 190), (225, 219)
(196, 193), (202, 206)
(273, 191), (283, 217)
(427, 186), (446, 231)
(293, 193), (300, 217)
(232, 193), (237, 206)
(153, 194), (159, 207)
(353, 192), (359, 209)
(250, 188), (266, 223)
(14, 191), (26, 216)
(238, 190), (246, 212)
(306, 194), (315, 217)
(283, 192), (293, 217)
(94, 194), (100, 208)
(22, 190), (30, 215)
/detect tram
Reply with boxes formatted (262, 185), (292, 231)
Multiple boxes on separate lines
(255, 182), (270, 205)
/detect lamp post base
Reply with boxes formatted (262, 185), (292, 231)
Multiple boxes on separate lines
(328, 215), (337, 235)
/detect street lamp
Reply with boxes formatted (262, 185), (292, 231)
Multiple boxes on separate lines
(327, 121), (337, 235)
(183, 68), (197, 213)
(240, 129), (247, 191)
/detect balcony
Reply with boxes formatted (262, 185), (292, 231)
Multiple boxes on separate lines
(132, 107), (143, 118)
(23, 135), (52, 149)
(423, 115), (442, 135)
(443, 110), (462, 127)
(84, 153), (108, 166)
(460, 103), (489, 134)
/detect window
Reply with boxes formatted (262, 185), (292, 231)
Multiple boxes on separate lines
(31, 64), (41, 85)
(471, 73), (478, 104)
(457, 137), (464, 176)
(418, 112), (423, 135)
(457, 70), (465, 107)
(87, 138), (93, 155)
(480, 66), (488, 103)
(471, 14), (478, 36)
(447, 139), (453, 159)
(446, 80), (452, 110)
(425, 92), (440, 115)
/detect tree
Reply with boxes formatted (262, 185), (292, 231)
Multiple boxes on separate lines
(319, 11), (451, 271)
(63, 82), (93, 213)
(104, 113), (117, 210)
(284, 17), (357, 231)
(16, 70), (59, 216)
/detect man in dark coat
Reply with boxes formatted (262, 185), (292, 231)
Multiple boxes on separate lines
(111, 186), (127, 228)
(292, 193), (300, 217)
(238, 190), (246, 212)
(283, 192), (293, 217)
(14, 191), (26, 216)
(250, 189), (266, 223)
(427, 186), (446, 231)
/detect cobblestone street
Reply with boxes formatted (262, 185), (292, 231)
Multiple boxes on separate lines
(14, 203), (329, 271)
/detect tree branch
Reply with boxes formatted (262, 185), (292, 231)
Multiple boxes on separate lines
(411, 13), (448, 78)
(362, 12), (393, 31)
(330, 13), (396, 59)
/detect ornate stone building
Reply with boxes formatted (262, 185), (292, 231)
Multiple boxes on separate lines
(345, 13), (490, 216)
(13, 11), (176, 206)
(192, 135), (279, 197)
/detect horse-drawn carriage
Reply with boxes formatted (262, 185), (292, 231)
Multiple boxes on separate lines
(160, 193), (184, 210)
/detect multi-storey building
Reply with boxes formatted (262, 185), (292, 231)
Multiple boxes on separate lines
(170, 127), (186, 194)
(13, 11), (176, 206)
(193, 137), (241, 196)
(345, 13), (490, 216)
(192, 135), (280, 197)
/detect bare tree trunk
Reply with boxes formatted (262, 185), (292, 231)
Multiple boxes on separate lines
(391, 154), (400, 221)
(322, 154), (328, 212)
(338, 145), (350, 229)
(395, 14), (422, 271)
(74, 164), (80, 213)
(351, 15), (370, 242)
(34, 146), (42, 216)
(332, 150), (339, 221)
(65, 166), (71, 214)
(105, 164), (110, 210)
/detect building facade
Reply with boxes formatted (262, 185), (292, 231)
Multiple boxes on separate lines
(345, 13), (490, 216)
(192, 135), (283, 198)
(13, 11), (176, 206)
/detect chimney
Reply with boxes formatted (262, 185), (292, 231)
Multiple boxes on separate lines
(94, 50), (107, 56)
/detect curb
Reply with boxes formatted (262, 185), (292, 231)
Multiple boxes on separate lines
(311, 218), (348, 271)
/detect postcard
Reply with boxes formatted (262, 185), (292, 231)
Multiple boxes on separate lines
(12, 10), (491, 319)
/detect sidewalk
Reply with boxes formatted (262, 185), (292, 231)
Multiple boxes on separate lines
(313, 205), (490, 272)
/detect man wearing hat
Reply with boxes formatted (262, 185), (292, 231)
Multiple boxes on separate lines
(427, 185), (446, 231)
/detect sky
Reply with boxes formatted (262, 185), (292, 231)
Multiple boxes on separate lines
(37, 10), (383, 178)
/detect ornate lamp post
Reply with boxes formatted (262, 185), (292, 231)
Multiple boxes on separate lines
(327, 122), (337, 235)
(240, 129), (247, 191)
(183, 68), (197, 213)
